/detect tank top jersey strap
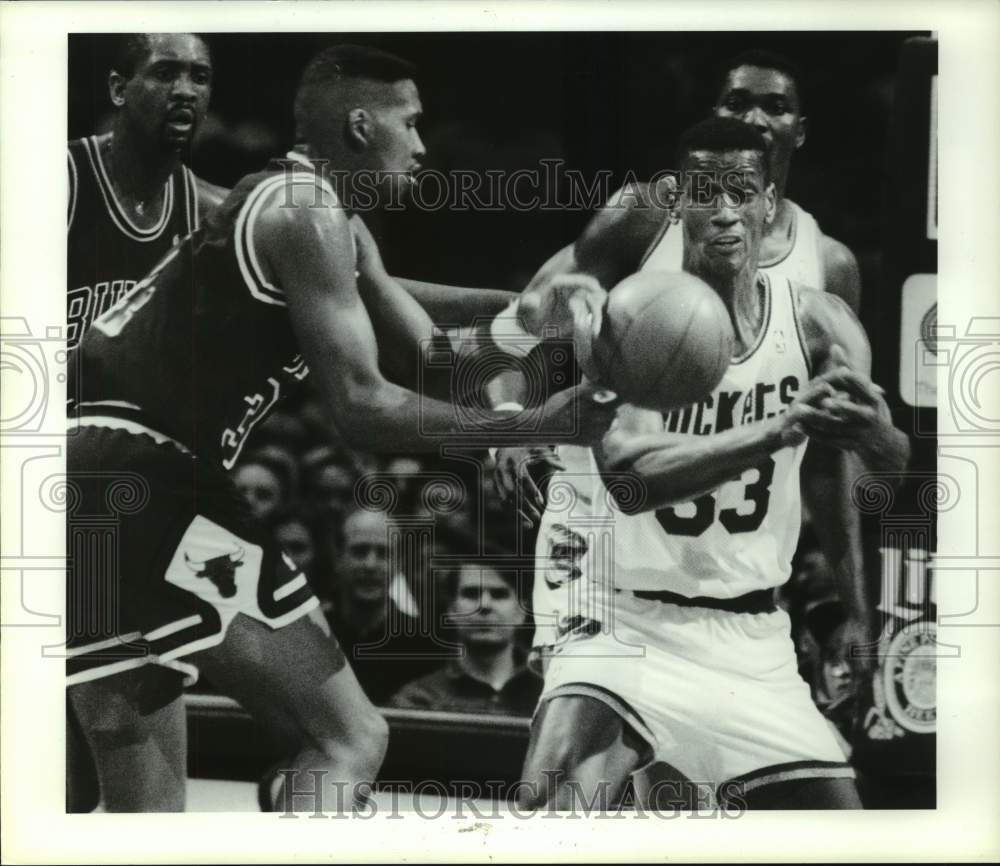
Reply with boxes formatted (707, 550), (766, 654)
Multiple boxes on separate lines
(638, 199), (826, 290)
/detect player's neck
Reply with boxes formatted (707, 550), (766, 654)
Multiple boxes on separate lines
(708, 267), (764, 354)
(104, 125), (177, 201)
(764, 197), (794, 243)
(459, 642), (517, 689)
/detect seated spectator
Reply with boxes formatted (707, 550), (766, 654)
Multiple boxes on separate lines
(805, 597), (856, 750)
(232, 446), (298, 527)
(326, 507), (445, 705)
(272, 508), (317, 576)
(389, 560), (541, 716)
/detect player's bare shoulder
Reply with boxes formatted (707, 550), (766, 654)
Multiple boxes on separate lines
(577, 179), (676, 279)
(250, 171), (353, 294)
(793, 280), (871, 373)
(194, 176), (231, 218)
(819, 233), (862, 314)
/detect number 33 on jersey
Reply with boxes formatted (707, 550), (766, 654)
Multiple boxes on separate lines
(593, 275), (812, 599)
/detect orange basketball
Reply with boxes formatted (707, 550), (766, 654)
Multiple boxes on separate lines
(592, 269), (734, 411)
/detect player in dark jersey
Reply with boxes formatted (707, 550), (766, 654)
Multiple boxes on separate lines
(66, 32), (230, 814)
(67, 33), (228, 349)
(66, 44), (615, 812)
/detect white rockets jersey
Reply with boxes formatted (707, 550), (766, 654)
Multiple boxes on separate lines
(593, 272), (812, 596)
(641, 199), (825, 290)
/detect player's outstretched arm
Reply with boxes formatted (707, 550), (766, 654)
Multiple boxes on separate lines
(594, 401), (807, 515)
(395, 277), (516, 327)
(257, 188), (615, 450)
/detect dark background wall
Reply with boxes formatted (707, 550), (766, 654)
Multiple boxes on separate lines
(69, 31), (927, 298)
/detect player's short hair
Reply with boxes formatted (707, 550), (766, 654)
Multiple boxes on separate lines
(111, 35), (154, 79)
(110, 33), (210, 80)
(676, 116), (771, 181)
(294, 44), (417, 140)
(716, 49), (807, 111)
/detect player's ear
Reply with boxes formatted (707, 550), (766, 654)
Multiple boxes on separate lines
(796, 115), (808, 150)
(764, 182), (777, 225)
(346, 108), (372, 151)
(108, 71), (127, 108)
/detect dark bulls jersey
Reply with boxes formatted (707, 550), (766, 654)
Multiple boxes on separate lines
(67, 135), (200, 349)
(70, 154), (342, 469)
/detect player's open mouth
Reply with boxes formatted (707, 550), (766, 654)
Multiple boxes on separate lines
(708, 235), (742, 249)
(166, 110), (195, 133)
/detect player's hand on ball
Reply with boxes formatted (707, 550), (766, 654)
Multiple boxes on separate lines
(518, 273), (607, 381)
(793, 345), (892, 451)
(493, 446), (565, 527)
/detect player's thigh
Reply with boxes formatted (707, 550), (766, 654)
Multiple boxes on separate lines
(68, 670), (187, 812)
(742, 775), (863, 810)
(521, 694), (649, 808)
(193, 612), (386, 759)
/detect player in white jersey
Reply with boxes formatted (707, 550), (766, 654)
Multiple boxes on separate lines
(616, 50), (862, 311)
(495, 118), (909, 810)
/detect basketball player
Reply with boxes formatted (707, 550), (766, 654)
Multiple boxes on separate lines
(504, 118), (909, 810)
(644, 49), (862, 312)
(66, 44), (615, 812)
(67, 33), (228, 350)
(494, 51), (863, 507)
(65, 31), (230, 813)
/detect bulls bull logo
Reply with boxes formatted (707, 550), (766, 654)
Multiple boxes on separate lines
(184, 547), (245, 598)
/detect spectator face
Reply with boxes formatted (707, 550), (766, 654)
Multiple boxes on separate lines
(819, 622), (853, 702)
(339, 510), (390, 606)
(307, 463), (356, 523)
(234, 462), (284, 524)
(275, 518), (316, 573)
(450, 565), (525, 650)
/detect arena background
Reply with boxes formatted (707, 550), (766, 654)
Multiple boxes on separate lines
(67, 31), (937, 811)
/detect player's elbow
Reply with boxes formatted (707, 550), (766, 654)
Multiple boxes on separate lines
(599, 433), (652, 515)
(332, 373), (398, 449)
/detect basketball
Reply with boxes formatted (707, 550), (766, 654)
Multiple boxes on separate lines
(592, 269), (734, 411)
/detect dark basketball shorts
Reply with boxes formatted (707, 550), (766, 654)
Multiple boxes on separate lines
(65, 419), (318, 695)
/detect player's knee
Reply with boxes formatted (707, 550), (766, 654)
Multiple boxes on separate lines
(314, 709), (388, 779)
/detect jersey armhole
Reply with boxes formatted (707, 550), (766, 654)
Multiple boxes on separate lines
(234, 175), (292, 307)
(789, 280), (815, 378)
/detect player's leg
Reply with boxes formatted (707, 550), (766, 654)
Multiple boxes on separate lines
(519, 694), (649, 810)
(67, 669), (187, 812)
(192, 611), (388, 812)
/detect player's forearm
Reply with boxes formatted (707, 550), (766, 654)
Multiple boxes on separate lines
(396, 277), (516, 327)
(602, 418), (787, 514)
(856, 423), (911, 476)
(802, 447), (871, 619)
(336, 377), (577, 451)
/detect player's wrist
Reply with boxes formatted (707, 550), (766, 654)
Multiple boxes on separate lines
(489, 300), (541, 358)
